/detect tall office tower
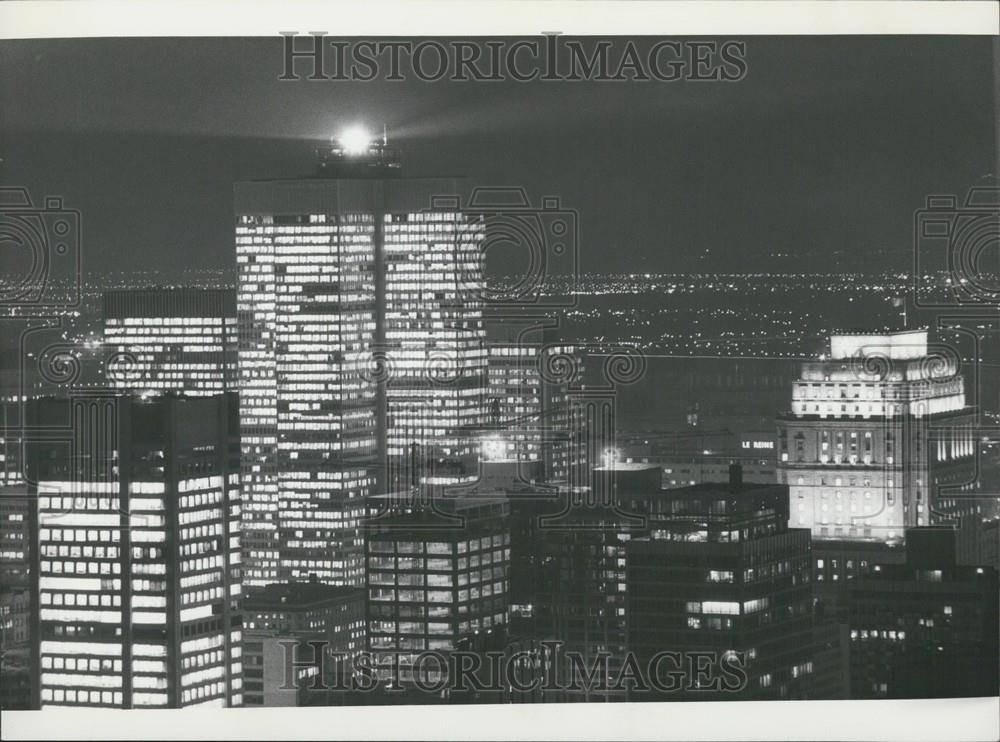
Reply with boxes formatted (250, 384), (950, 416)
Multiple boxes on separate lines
(235, 133), (485, 589)
(848, 528), (999, 698)
(26, 393), (243, 709)
(626, 470), (815, 701)
(102, 289), (237, 396)
(483, 319), (579, 484)
(776, 329), (975, 544)
(382, 203), (486, 488)
(242, 580), (365, 706)
(365, 494), (510, 689)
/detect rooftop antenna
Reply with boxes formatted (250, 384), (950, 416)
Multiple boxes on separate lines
(892, 296), (907, 330)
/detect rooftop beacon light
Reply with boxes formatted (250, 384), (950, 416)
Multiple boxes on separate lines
(316, 123), (400, 176)
(338, 125), (373, 156)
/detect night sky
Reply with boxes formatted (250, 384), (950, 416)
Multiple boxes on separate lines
(1, 36), (995, 277)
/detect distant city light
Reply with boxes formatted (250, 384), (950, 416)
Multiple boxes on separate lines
(338, 126), (372, 155)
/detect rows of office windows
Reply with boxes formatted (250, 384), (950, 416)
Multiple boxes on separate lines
(40, 688), (125, 706)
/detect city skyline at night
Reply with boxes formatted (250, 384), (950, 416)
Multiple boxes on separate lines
(1, 11), (998, 742)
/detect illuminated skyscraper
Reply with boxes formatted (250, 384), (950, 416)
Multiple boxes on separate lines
(382, 204), (486, 485)
(26, 393), (243, 709)
(483, 319), (579, 484)
(102, 289), (237, 396)
(235, 198), (376, 590)
(235, 133), (486, 589)
(364, 493), (510, 688)
(776, 330), (975, 544)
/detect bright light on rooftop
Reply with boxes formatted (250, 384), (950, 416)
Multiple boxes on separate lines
(338, 126), (372, 156)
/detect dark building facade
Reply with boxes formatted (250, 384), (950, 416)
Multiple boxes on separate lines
(848, 527), (999, 699)
(526, 464), (659, 702)
(0, 586), (32, 709)
(0, 483), (31, 588)
(619, 428), (777, 490)
(625, 474), (815, 701)
(242, 579), (365, 706)
(0, 479), (33, 709)
(0, 400), (23, 486)
(533, 506), (633, 702)
(810, 538), (908, 618)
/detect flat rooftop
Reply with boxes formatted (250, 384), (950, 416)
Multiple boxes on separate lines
(242, 581), (363, 610)
(829, 328), (929, 360)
